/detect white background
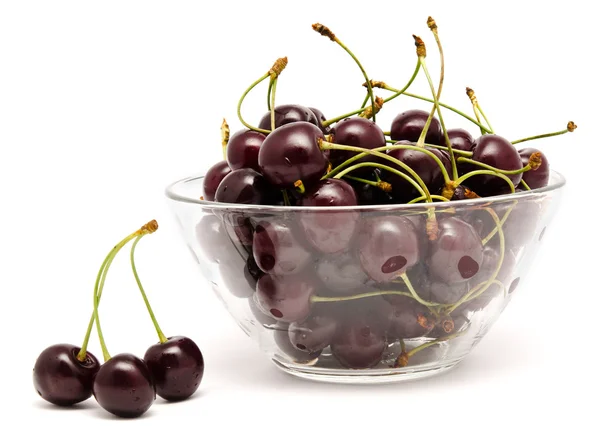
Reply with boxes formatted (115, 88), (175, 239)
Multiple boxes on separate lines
(1, 0), (597, 433)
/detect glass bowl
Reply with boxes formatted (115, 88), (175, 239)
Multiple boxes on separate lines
(165, 171), (565, 384)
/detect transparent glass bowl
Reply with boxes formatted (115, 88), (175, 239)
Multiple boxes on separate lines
(165, 171), (565, 384)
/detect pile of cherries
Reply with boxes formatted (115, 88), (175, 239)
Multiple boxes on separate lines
(198, 19), (575, 370)
(33, 221), (204, 418)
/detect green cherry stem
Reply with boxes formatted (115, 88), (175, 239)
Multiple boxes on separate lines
(407, 194), (450, 203)
(481, 201), (515, 246)
(511, 121), (577, 145)
(520, 179), (532, 191)
(282, 190), (291, 206)
(402, 327), (468, 362)
(455, 170), (515, 194)
(360, 91), (370, 109)
(456, 156), (536, 175)
(237, 72), (271, 134)
(270, 77), (278, 131)
(266, 79), (274, 111)
(343, 175), (392, 193)
(385, 139), (474, 157)
(311, 289), (442, 306)
(130, 233), (168, 344)
(400, 273), (440, 307)
(76, 221), (157, 362)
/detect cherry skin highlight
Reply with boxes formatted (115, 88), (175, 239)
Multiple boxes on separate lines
(226, 129), (266, 172)
(309, 107), (331, 135)
(203, 161), (231, 201)
(252, 220), (311, 275)
(255, 274), (315, 323)
(390, 109), (443, 145)
(33, 344), (100, 407)
(215, 168), (278, 205)
(329, 117), (386, 173)
(519, 147), (549, 189)
(143, 336), (204, 402)
(258, 104), (319, 130)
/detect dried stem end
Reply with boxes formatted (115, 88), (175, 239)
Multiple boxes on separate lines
(359, 96), (384, 119)
(376, 180), (392, 193)
(427, 16), (438, 32)
(466, 87), (478, 104)
(362, 79), (387, 89)
(464, 187), (480, 199)
(294, 179), (306, 194)
(417, 313), (435, 330)
(441, 316), (455, 334)
(312, 23), (336, 41)
(394, 351), (409, 368)
(426, 214), (439, 240)
(567, 121), (577, 132)
(269, 57), (288, 79)
(221, 118), (230, 148)
(140, 219), (159, 234)
(441, 182), (456, 200)
(528, 151), (543, 170)
(413, 34), (426, 58)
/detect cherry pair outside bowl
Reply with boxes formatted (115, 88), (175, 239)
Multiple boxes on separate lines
(165, 170), (565, 384)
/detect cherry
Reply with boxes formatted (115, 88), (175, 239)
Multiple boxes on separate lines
(220, 254), (255, 298)
(92, 353), (155, 418)
(386, 141), (449, 201)
(249, 297), (278, 328)
(331, 310), (387, 369)
(288, 309), (338, 353)
(519, 147), (549, 189)
(144, 336), (204, 402)
(429, 312), (470, 338)
(390, 109), (443, 145)
(194, 215), (232, 264)
(427, 280), (470, 305)
(222, 213), (255, 252)
(253, 220), (311, 275)
(427, 217), (484, 284)
(329, 117), (386, 172)
(226, 130), (266, 172)
(348, 170), (394, 205)
(258, 104), (319, 130)
(255, 274), (315, 322)
(309, 107), (331, 134)
(298, 179), (359, 254)
(215, 168), (278, 205)
(273, 324), (322, 363)
(315, 250), (369, 294)
(464, 135), (523, 196)
(203, 161), (231, 201)
(385, 296), (435, 339)
(447, 128), (475, 151)
(357, 215), (420, 282)
(244, 254), (264, 288)
(33, 344), (100, 406)
(258, 121), (328, 189)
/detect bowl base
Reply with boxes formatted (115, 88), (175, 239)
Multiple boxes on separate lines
(271, 357), (461, 385)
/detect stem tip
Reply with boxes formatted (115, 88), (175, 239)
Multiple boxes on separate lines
(362, 79), (386, 89)
(359, 95), (384, 119)
(268, 57), (288, 79)
(312, 23), (336, 41)
(427, 16), (438, 31)
(528, 151), (543, 170)
(567, 121), (577, 132)
(394, 351), (409, 368)
(141, 220), (159, 234)
(413, 34), (426, 57)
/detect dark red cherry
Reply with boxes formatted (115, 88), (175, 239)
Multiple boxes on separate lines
(273, 324), (321, 363)
(258, 122), (328, 189)
(258, 104), (319, 130)
(329, 117), (386, 173)
(203, 161), (231, 201)
(357, 215), (420, 282)
(220, 254), (255, 298)
(519, 147), (549, 189)
(349, 173), (394, 205)
(255, 274), (315, 323)
(248, 297), (277, 327)
(315, 250), (369, 294)
(298, 179), (359, 254)
(309, 107), (331, 135)
(427, 217), (484, 284)
(331, 312), (387, 369)
(289, 309), (338, 353)
(385, 295), (435, 339)
(215, 168), (278, 205)
(253, 220), (311, 275)
(429, 312), (470, 338)
(386, 141), (449, 202)
(143, 336), (204, 402)
(92, 353), (155, 418)
(390, 109), (442, 145)
(244, 255), (264, 287)
(195, 215), (234, 264)
(226, 130), (266, 172)
(447, 128), (475, 151)
(33, 344), (100, 407)
(465, 135), (523, 196)
(427, 280), (470, 305)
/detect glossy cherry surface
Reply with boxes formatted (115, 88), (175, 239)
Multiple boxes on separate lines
(255, 274), (315, 322)
(357, 215), (420, 282)
(385, 295), (435, 339)
(253, 220), (311, 275)
(309, 107), (331, 134)
(390, 109), (442, 145)
(427, 217), (484, 283)
(329, 117), (386, 171)
(298, 179), (359, 254)
(331, 312), (387, 369)
(288, 310), (338, 353)
(226, 129), (266, 172)
(33, 344), (100, 407)
(215, 168), (278, 205)
(315, 250), (369, 294)
(258, 104), (319, 130)
(519, 147), (549, 189)
(447, 128), (475, 151)
(258, 122), (327, 189)
(92, 353), (155, 418)
(144, 336), (204, 402)
(273, 325), (322, 362)
(203, 161), (231, 201)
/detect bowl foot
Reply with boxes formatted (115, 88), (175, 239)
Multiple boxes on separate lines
(271, 356), (461, 385)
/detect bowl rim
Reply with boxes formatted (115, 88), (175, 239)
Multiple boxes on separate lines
(164, 169), (566, 212)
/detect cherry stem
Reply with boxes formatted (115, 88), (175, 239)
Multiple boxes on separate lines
(419, 57), (458, 180)
(311, 289), (442, 306)
(360, 91), (370, 109)
(456, 156), (533, 175)
(282, 190), (291, 206)
(400, 273), (441, 307)
(476, 104), (494, 134)
(266, 79), (274, 111)
(405, 327), (468, 359)
(379, 60), (421, 105)
(481, 201), (515, 246)
(221, 118), (230, 161)
(407, 194), (450, 203)
(385, 139), (473, 157)
(237, 72), (271, 134)
(343, 175), (392, 192)
(520, 179), (531, 191)
(446, 208), (505, 315)
(319, 139), (434, 202)
(270, 78), (278, 131)
(511, 127), (573, 145)
(333, 162), (427, 200)
(131, 234), (168, 344)
(455, 170), (515, 194)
